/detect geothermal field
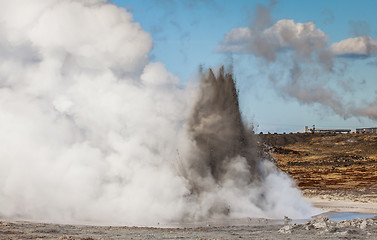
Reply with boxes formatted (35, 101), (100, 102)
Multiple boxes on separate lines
(1, 0), (377, 239)
(2, 133), (377, 239)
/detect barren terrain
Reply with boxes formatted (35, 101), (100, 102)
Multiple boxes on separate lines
(259, 132), (377, 203)
(2, 215), (377, 239)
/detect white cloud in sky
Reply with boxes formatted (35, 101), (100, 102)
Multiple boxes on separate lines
(329, 36), (377, 57)
(216, 27), (252, 53)
(218, 19), (377, 59)
(217, 14), (377, 121)
(217, 19), (328, 61)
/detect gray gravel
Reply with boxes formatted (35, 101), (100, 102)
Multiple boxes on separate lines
(2, 216), (377, 240)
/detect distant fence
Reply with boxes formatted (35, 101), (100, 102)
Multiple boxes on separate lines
(356, 128), (377, 133)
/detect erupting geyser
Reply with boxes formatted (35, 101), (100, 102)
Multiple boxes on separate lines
(190, 67), (258, 184)
(183, 67), (260, 216)
(179, 67), (318, 221)
(0, 0), (318, 226)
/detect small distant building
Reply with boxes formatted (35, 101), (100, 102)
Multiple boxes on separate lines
(314, 129), (351, 134)
(305, 125), (316, 133)
(305, 125), (351, 134)
(356, 127), (377, 133)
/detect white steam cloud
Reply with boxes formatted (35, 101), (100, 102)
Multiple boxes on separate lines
(0, 0), (317, 226)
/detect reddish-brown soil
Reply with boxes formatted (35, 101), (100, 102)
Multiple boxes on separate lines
(259, 133), (377, 194)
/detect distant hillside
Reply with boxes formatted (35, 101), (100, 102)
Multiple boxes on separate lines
(258, 133), (377, 193)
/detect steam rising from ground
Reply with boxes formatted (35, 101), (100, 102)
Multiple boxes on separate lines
(0, 0), (317, 225)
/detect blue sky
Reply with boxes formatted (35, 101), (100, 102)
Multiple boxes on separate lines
(112, 0), (377, 133)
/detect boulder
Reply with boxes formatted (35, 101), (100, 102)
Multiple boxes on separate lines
(278, 225), (292, 234)
(359, 219), (367, 229)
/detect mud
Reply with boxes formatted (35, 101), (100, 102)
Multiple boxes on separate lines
(186, 67), (259, 196)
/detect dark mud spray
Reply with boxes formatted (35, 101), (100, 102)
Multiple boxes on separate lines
(187, 68), (258, 190)
(182, 67), (262, 218)
(0, 0), (318, 226)
(189, 67), (258, 184)
(180, 67), (318, 221)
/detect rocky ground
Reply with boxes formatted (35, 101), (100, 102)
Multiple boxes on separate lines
(2, 216), (377, 239)
(277, 216), (377, 238)
(2, 133), (377, 239)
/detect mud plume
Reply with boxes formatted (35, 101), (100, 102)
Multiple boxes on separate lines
(177, 67), (319, 220)
(177, 68), (261, 219)
(188, 67), (258, 187)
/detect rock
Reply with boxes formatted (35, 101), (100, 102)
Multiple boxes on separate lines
(359, 219), (367, 229)
(337, 220), (351, 228)
(326, 219), (336, 227)
(337, 230), (349, 236)
(305, 224), (314, 230)
(327, 226), (339, 233)
(313, 221), (327, 230)
(312, 217), (328, 230)
(317, 229), (329, 235)
(278, 225), (292, 234)
(346, 229), (359, 234)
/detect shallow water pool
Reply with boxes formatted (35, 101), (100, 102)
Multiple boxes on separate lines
(328, 212), (376, 221)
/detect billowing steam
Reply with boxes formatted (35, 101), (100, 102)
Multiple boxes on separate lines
(217, 2), (377, 121)
(181, 67), (316, 221)
(0, 0), (317, 226)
